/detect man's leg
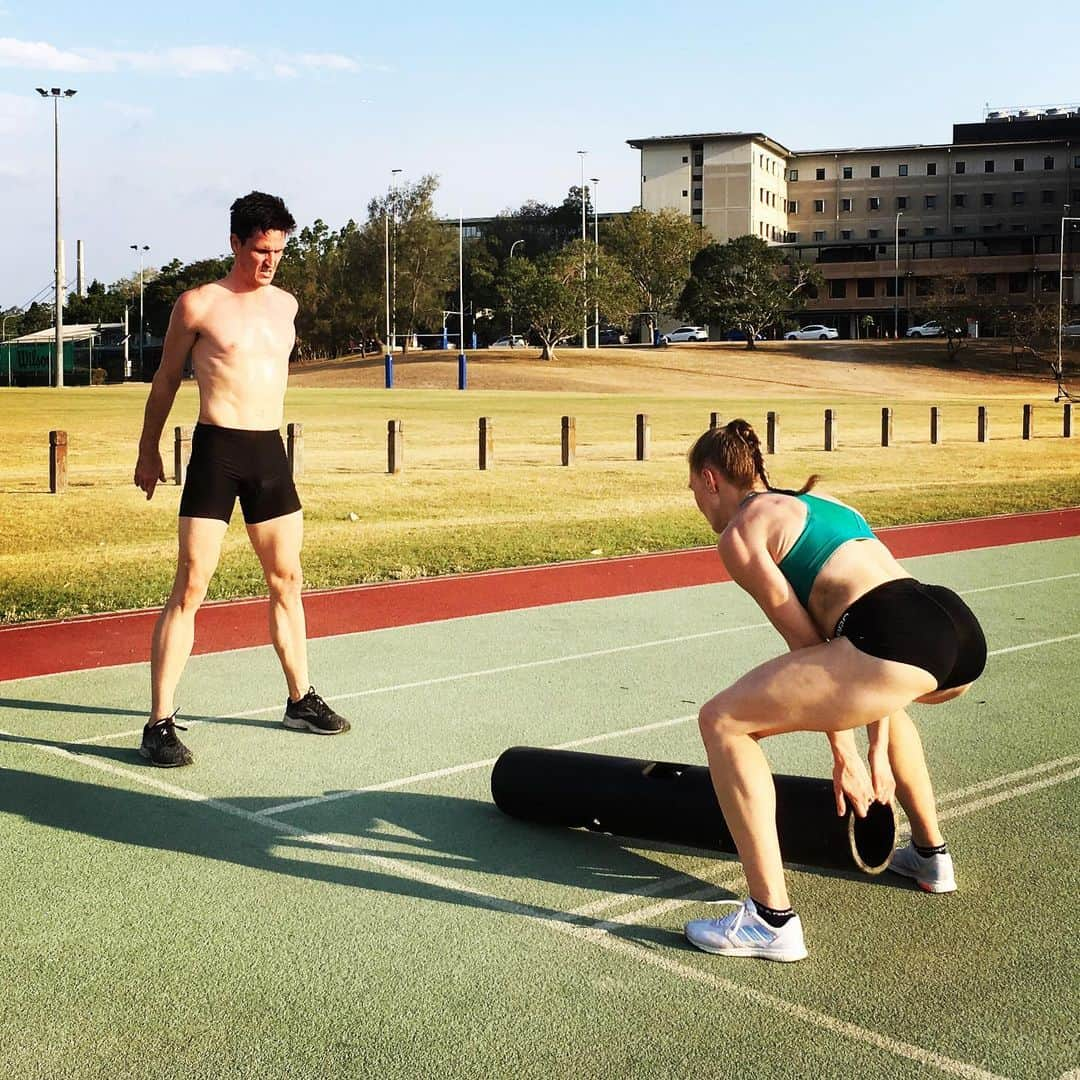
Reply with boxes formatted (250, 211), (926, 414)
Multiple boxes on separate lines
(246, 509), (308, 698)
(246, 510), (349, 735)
(150, 516), (229, 720)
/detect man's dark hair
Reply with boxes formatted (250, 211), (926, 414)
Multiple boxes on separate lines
(229, 191), (296, 242)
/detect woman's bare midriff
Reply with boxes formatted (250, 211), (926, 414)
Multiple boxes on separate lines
(804, 539), (912, 638)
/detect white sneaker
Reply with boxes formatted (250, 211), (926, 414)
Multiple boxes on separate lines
(888, 843), (957, 893)
(684, 899), (808, 962)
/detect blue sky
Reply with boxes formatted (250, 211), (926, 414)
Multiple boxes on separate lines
(2, 0), (1077, 309)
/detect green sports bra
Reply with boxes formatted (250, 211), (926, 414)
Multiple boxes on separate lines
(776, 493), (875, 607)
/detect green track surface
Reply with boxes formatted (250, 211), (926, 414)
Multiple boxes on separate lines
(1, 539), (1078, 1079)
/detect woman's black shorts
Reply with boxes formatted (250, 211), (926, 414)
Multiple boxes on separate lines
(179, 423), (301, 525)
(833, 578), (987, 691)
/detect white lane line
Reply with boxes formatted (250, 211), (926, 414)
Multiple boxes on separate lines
(936, 756), (1080, 806)
(961, 571), (1080, 594)
(936, 766), (1080, 824)
(988, 632), (1080, 656)
(4, 733), (1012, 1080)
(257, 714), (699, 817)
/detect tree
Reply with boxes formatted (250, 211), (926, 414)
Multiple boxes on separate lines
(678, 235), (821, 349)
(914, 274), (987, 363)
(603, 208), (705, 341)
(999, 297), (1072, 394)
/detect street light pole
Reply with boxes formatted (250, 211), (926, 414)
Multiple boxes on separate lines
(578, 150), (587, 348)
(894, 210), (904, 339)
(590, 177), (600, 347)
(509, 239), (524, 339)
(390, 168), (402, 353)
(130, 244), (149, 379)
(1057, 210), (1078, 401)
(37, 87), (77, 388)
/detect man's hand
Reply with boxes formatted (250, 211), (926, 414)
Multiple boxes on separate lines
(831, 747), (874, 818)
(134, 449), (166, 500)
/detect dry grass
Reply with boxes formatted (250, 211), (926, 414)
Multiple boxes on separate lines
(1, 341), (1078, 623)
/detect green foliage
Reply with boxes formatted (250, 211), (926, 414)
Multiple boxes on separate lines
(602, 208), (705, 335)
(679, 235), (821, 348)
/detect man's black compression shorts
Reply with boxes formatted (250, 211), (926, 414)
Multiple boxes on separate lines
(833, 578), (987, 691)
(178, 423), (301, 525)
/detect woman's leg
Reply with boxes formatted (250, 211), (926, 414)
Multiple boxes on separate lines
(698, 639), (937, 909)
(888, 707), (944, 848)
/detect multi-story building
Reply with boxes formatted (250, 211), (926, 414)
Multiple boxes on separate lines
(629, 108), (1080, 337)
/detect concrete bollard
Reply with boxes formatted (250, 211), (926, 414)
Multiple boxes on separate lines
(880, 407), (893, 448)
(561, 416), (576, 466)
(978, 406), (989, 443)
(930, 406), (941, 445)
(1022, 404), (1033, 441)
(478, 417), (493, 470)
(286, 422), (304, 478)
(49, 430), (67, 494)
(767, 411), (778, 454)
(387, 419), (403, 474)
(173, 426), (193, 485)
(824, 409), (837, 451)
(1065, 403), (1073, 438)
(636, 413), (651, 461)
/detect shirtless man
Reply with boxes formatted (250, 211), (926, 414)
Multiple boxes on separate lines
(133, 191), (349, 767)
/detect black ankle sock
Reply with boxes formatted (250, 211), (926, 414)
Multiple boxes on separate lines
(914, 841), (948, 858)
(751, 899), (795, 928)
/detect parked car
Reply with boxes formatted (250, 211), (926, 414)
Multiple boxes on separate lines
(660, 326), (708, 343)
(1062, 322), (1080, 339)
(726, 329), (765, 341)
(784, 325), (839, 341)
(599, 328), (629, 345)
(905, 322), (944, 338)
(491, 335), (528, 348)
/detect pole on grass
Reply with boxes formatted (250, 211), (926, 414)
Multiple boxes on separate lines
(478, 417), (493, 470)
(49, 429), (67, 493)
(767, 411), (778, 454)
(880, 407), (892, 448)
(173, 425), (193, 485)
(824, 408), (837, 451)
(978, 405), (989, 443)
(930, 406), (941, 445)
(1022, 404), (1033, 440)
(561, 416), (576, 466)
(387, 419), (403, 474)
(635, 413), (650, 461)
(286, 422), (304, 478)
(458, 216), (467, 390)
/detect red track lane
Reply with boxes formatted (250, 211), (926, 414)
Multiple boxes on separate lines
(2, 508), (1078, 682)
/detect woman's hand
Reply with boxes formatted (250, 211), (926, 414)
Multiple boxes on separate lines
(868, 744), (896, 807)
(832, 751), (874, 818)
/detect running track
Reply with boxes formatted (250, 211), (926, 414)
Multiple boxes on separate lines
(2, 508), (1078, 682)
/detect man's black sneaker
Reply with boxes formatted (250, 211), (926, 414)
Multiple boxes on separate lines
(139, 712), (194, 767)
(283, 687), (351, 735)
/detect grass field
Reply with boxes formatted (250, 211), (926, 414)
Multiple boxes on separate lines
(2, 341), (1079, 623)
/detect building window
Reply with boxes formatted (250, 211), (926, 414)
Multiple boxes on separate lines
(885, 278), (905, 297)
(1013, 158), (1024, 172)
(976, 275), (996, 295)
(771, 192), (777, 207)
(984, 159), (995, 173)
(868, 196), (881, 210)
(694, 153), (703, 167)
(760, 187), (765, 202)
(896, 196), (908, 209)
(952, 226), (966, 235)
(954, 193), (966, 207)
(1044, 156), (1055, 170)
(682, 156), (689, 164)
(813, 230), (826, 241)
(870, 164), (881, 178)
(1009, 273), (1029, 293)
(857, 278), (875, 298)
(682, 190), (688, 197)
(814, 199), (825, 213)
(982, 192), (995, 207)
(693, 188), (702, 201)
(915, 277), (932, 297)
(788, 168), (798, 182)
(1010, 224), (1029, 233)
(842, 166), (853, 180)
(868, 228), (880, 238)
(923, 227), (937, 236)
(898, 227), (908, 238)
(815, 167), (826, 180)
(898, 164), (909, 176)
(927, 162), (937, 176)
(787, 232), (800, 242)
(1011, 191), (1025, 206)
(1074, 155), (1080, 169)
(925, 195), (937, 209)
(788, 199), (799, 213)
(841, 198), (853, 212)
(759, 153), (765, 167)
(829, 279), (846, 299)
(1041, 190), (1055, 204)
(1073, 188), (1080, 202)
(1041, 272), (1059, 293)
(841, 229), (853, 239)
(955, 160), (966, 174)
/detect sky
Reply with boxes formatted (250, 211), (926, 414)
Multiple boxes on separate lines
(2, 0), (1077, 310)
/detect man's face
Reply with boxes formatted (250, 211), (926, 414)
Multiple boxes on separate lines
(230, 229), (287, 287)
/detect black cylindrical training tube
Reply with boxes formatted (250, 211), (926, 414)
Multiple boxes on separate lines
(490, 746), (896, 875)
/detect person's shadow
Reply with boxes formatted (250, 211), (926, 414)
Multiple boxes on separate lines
(0, 696), (275, 732)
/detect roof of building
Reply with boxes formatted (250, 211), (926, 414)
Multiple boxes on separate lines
(627, 132), (794, 157)
(5, 323), (123, 344)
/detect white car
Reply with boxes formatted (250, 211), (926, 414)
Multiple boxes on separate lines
(1062, 322), (1080, 339)
(784, 325), (839, 341)
(491, 335), (528, 348)
(905, 322), (944, 338)
(661, 326), (708, 343)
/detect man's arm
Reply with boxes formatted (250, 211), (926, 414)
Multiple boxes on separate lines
(134, 291), (200, 500)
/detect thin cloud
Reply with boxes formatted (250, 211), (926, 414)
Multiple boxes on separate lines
(0, 36), (368, 77)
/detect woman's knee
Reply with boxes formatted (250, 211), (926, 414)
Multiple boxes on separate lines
(170, 562), (213, 610)
(698, 699), (742, 745)
(266, 564), (303, 604)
